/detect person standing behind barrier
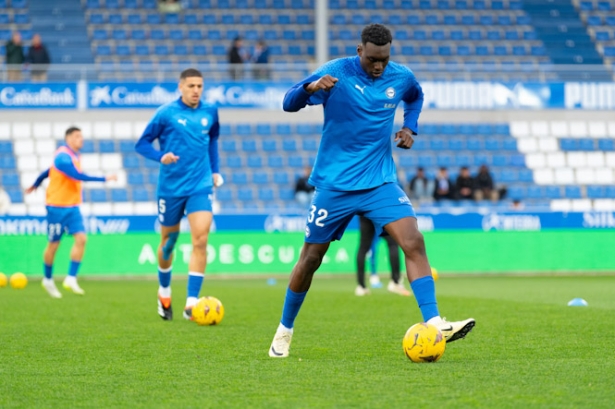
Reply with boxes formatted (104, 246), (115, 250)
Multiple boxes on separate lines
(26, 34), (51, 82)
(228, 36), (247, 80)
(355, 216), (410, 297)
(252, 40), (270, 80)
(5, 32), (24, 82)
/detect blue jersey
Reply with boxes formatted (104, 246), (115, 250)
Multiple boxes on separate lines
(283, 56), (424, 191)
(135, 98), (220, 197)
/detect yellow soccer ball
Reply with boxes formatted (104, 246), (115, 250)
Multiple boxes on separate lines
(403, 323), (446, 363)
(192, 296), (224, 326)
(431, 267), (439, 281)
(0, 272), (7, 288)
(10, 272), (28, 289)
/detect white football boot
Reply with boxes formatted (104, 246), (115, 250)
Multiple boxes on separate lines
(268, 324), (293, 358)
(387, 280), (411, 296)
(429, 317), (476, 343)
(42, 279), (62, 299)
(62, 276), (85, 295)
(354, 285), (371, 296)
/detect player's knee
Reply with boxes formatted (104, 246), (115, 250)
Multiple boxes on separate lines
(191, 232), (209, 251)
(399, 230), (426, 257)
(74, 234), (87, 247)
(299, 251), (324, 273)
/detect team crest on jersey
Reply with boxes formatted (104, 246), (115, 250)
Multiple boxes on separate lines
(201, 118), (209, 127)
(385, 87), (396, 99)
(305, 226), (311, 237)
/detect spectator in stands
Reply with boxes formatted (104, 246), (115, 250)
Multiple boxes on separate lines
(294, 166), (315, 206)
(252, 40), (270, 80)
(228, 36), (247, 80)
(474, 164), (499, 201)
(510, 199), (524, 211)
(0, 185), (11, 214)
(5, 32), (25, 82)
(408, 167), (433, 204)
(433, 167), (454, 201)
(455, 166), (475, 200)
(26, 34), (51, 82)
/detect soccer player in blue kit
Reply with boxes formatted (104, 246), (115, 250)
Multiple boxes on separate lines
(135, 68), (223, 321)
(269, 24), (475, 358)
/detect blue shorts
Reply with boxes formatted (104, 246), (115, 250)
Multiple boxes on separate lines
(46, 206), (85, 242)
(305, 183), (416, 244)
(157, 190), (213, 227)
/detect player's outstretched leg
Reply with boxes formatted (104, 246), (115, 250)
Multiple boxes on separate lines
(386, 217), (475, 343)
(42, 242), (62, 298)
(62, 233), (87, 295)
(269, 242), (329, 358)
(157, 228), (178, 321)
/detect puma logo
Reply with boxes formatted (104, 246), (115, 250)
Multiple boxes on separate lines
(355, 84), (366, 94)
(177, 119), (187, 126)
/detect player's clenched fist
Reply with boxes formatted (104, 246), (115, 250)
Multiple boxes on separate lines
(160, 152), (180, 165)
(394, 127), (415, 150)
(305, 74), (339, 94)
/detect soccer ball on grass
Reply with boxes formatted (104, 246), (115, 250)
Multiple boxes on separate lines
(0, 272), (7, 287)
(191, 296), (224, 325)
(10, 272), (28, 289)
(403, 323), (446, 363)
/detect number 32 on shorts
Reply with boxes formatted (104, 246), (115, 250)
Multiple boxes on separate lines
(308, 205), (328, 227)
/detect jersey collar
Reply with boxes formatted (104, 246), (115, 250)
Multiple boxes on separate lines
(178, 97), (202, 109)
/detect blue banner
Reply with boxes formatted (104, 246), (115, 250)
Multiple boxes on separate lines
(1, 212), (615, 235)
(87, 82), (294, 109)
(0, 82), (77, 109)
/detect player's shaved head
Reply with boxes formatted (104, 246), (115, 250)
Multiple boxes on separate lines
(180, 68), (203, 80)
(361, 24), (393, 46)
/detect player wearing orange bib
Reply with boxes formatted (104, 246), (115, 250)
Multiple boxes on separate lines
(26, 127), (117, 298)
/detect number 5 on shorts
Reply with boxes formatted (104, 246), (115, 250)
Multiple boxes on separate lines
(158, 199), (166, 214)
(308, 205), (328, 227)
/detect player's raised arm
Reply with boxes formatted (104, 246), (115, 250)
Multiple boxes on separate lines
(135, 111), (167, 163)
(53, 153), (110, 182)
(25, 168), (50, 194)
(282, 74), (338, 112)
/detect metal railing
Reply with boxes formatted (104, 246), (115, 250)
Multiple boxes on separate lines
(0, 62), (613, 83)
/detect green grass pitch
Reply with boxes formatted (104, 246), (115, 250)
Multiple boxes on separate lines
(1, 275), (614, 408)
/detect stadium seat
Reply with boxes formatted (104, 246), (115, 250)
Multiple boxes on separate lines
(231, 172), (248, 185)
(132, 188), (151, 202)
(111, 189), (128, 202)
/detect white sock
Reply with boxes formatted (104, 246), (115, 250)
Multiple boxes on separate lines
(427, 316), (443, 325)
(186, 296), (198, 308)
(278, 322), (293, 333)
(158, 286), (171, 298)
(43, 278), (54, 285)
(64, 276), (76, 284)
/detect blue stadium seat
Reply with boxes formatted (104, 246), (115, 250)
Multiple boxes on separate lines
(127, 14), (141, 24)
(258, 188), (274, 201)
(155, 45), (169, 56)
(116, 45), (130, 56)
(474, 154), (491, 166)
(132, 29), (146, 40)
(454, 154), (472, 167)
(262, 140), (277, 152)
(111, 189), (128, 202)
(492, 155), (509, 166)
(283, 140), (297, 152)
(1, 172), (19, 186)
(510, 155), (525, 167)
(146, 14), (161, 24)
(302, 139), (318, 151)
(226, 156), (242, 168)
(125, 0), (138, 8)
(273, 172), (290, 185)
(7, 188), (22, 203)
(14, 13), (29, 24)
(279, 188), (295, 200)
(119, 141), (135, 153)
(247, 156), (262, 168)
(288, 155), (304, 168)
(507, 185), (526, 200)
(108, 13), (122, 24)
(135, 45), (149, 56)
(430, 138), (445, 150)
(81, 140), (95, 153)
(579, 139), (595, 151)
(221, 140), (237, 154)
(518, 169), (534, 182)
(170, 30), (184, 40)
(90, 189), (107, 202)
(467, 138), (483, 150)
(587, 186), (605, 199)
(231, 172), (248, 185)
(0, 156), (16, 169)
(526, 186), (543, 199)
(235, 124), (252, 135)
(598, 139), (614, 151)
(545, 186), (561, 199)
(237, 188), (254, 201)
(150, 29), (165, 40)
(89, 13), (104, 23)
(0, 141), (13, 154)
(98, 140), (115, 153)
(437, 154), (454, 167)
(605, 186), (615, 198)
(92, 29), (107, 40)
(216, 189), (233, 201)
(132, 188), (150, 202)
(241, 140), (257, 152)
(412, 140), (427, 151)
(565, 186), (582, 199)
(165, 13), (180, 24)
(127, 172), (144, 185)
(268, 156), (284, 168)
(95, 45), (111, 56)
(418, 155), (435, 167)
(252, 172), (269, 184)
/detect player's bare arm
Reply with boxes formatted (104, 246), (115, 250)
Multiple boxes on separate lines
(304, 74), (339, 94)
(161, 152), (180, 164)
(394, 127), (415, 149)
(25, 186), (36, 194)
(105, 174), (118, 182)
